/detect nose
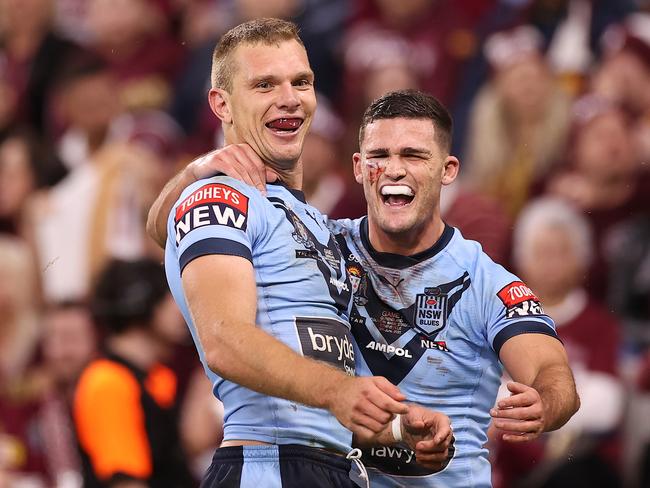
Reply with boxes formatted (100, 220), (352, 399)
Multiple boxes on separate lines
(383, 156), (407, 179)
(276, 82), (300, 111)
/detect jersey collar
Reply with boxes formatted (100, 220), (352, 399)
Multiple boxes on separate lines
(268, 181), (306, 203)
(360, 217), (454, 269)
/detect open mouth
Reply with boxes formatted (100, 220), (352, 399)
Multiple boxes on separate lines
(380, 185), (415, 207)
(265, 117), (303, 135)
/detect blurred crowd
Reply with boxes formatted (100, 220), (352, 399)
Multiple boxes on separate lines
(0, 0), (648, 487)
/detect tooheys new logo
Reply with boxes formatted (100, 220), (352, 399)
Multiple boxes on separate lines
(295, 317), (355, 376)
(497, 281), (545, 319)
(174, 184), (249, 245)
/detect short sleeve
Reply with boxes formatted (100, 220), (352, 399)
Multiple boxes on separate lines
(73, 360), (152, 481)
(484, 273), (560, 357)
(168, 176), (265, 273)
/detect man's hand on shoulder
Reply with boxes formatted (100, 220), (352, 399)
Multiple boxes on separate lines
(147, 144), (276, 248)
(190, 144), (271, 194)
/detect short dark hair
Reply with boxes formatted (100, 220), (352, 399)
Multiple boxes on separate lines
(358, 90), (453, 154)
(91, 259), (169, 334)
(211, 18), (304, 91)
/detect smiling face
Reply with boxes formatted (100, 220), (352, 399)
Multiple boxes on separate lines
(353, 117), (458, 254)
(209, 39), (316, 172)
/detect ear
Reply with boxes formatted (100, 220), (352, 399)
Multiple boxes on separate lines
(208, 88), (232, 124)
(352, 152), (364, 185)
(441, 156), (460, 186)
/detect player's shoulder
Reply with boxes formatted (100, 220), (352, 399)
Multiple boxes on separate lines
(445, 227), (519, 293)
(76, 359), (139, 401)
(175, 176), (265, 209)
(325, 216), (361, 237)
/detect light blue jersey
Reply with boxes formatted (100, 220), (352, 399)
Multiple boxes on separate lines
(329, 217), (559, 488)
(165, 177), (355, 454)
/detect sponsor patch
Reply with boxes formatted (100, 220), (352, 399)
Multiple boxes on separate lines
(357, 435), (455, 476)
(419, 339), (450, 352)
(497, 281), (544, 319)
(365, 341), (413, 358)
(174, 184), (249, 244)
(295, 317), (355, 376)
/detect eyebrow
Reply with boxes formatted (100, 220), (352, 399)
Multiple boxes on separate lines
(401, 147), (433, 157)
(248, 70), (315, 87)
(365, 147), (432, 157)
(293, 71), (315, 82)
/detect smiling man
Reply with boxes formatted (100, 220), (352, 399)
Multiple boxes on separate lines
(161, 20), (451, 488)
(324, 91), (579, 487)
(152, 88), (580, 487)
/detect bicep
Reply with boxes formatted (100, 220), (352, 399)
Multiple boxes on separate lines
(499, 333), (569, 386)
(181, 254), (257, 353)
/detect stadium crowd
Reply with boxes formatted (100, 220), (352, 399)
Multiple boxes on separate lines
(0, 0), (648, 487)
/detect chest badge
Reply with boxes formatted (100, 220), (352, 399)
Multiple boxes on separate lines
(414, 287), (448, 336)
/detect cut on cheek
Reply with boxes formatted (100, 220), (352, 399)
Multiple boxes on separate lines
(366, 165), (384, 185)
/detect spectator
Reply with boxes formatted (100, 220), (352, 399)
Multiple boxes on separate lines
(492, 197), (624, 488)
(37, 302), (97, 488)
(0, 130), (43, 235)
(464, 25), (571, 218)
(52, 54), (122, 172)
(592, 12), (650, 164)
(0, 236), (45, 486)
(341, 0), (486, 111)
(85, 0), (186, 111)
(546, 94), (650, 301)
(0, 0), (82, 136)
(73, 259), (193, 487)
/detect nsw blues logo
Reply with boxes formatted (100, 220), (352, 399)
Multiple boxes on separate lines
(414, 287), (448, 336)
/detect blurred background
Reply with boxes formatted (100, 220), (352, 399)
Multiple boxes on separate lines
(0, 0), (648, 486)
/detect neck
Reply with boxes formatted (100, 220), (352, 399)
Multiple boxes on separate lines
(368, 216), (445, 256)
(223, 132), (303, 190)
(106, 329), (163, 370)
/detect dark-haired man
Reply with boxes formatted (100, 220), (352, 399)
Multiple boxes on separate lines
(159, 18), (451, 488)
(151, 87), (580, 487)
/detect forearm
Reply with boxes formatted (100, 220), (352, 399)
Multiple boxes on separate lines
(533, 363), (580, 431)
(352, 423), (397, 447)
(202, 316), (347, 411)
(146, 165), (197, 248)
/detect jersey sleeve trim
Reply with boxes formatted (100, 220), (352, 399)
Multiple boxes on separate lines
(493, 320), (560, 356)
(180, 237), (253, 272)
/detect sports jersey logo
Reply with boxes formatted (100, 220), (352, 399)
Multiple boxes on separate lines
(347, 265), (368, 306)
(295, 317), (355, 376)
(289, 213), (314, 249)
(174, 184), (248, 245)
(414, 287), (448, 336)
(366, 341), (412, 358)
(358, 434), (455, 476)
(497, 281), (545, 319)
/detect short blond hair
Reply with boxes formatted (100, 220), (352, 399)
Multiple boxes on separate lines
(211, 18), (304, 91)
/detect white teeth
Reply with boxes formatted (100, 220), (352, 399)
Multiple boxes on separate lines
(380, 185), (414, 197)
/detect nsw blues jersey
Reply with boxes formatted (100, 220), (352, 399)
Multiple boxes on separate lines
(165, 177), (355, 453)
(328, 217), (559, 488)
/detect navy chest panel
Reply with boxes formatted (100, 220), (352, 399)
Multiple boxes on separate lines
(269, 197), (352, 318)
(337, 236), (471, 384)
